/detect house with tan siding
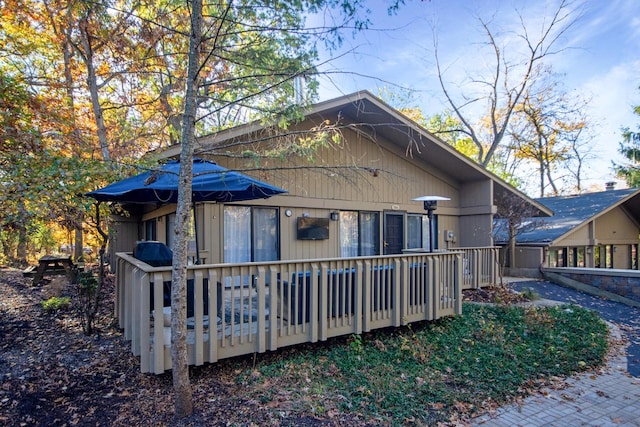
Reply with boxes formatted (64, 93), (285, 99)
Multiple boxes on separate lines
(108, 91), (551, 373)
(494, 186), (640, 277)
(112, 91), (549, 265)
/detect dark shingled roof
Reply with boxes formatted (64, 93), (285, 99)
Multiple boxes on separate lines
(494, 188), (640, 245)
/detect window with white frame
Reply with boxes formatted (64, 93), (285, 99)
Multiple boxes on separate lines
(407, 214), (430, 250)
(144, 219), (157, 241)
(224, 206), (279, 263)
(166, 213), (176, 250)
(164, 211), (196, 254)
(339, 211), (379, 257)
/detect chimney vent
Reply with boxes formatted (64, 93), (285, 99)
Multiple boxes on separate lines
(605, 181), (616, 191)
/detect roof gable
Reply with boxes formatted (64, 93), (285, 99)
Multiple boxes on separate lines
(154, 90), (550, 216)
(495, 188), (640, 245)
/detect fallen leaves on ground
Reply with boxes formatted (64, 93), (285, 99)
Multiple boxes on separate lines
(0, 269), (615, 426)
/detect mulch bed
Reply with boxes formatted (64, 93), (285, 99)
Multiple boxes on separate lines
(0, 268), (536, 426)
(462, 284), (532, 305)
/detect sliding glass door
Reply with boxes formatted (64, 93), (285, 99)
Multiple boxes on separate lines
(224, 206), (279, 263)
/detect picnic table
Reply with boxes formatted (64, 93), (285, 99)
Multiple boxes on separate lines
(30, 255), (77, 284)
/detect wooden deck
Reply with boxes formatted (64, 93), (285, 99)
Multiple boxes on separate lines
(115, 247), (499, 374)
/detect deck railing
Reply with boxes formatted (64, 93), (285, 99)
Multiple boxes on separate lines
(115, 248), (498, 374)
(456, 247), (500, 289)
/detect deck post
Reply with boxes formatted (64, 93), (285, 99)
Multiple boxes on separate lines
(455, 254), (463, 315)
(473, 249), (480, 288)
(305, 263), (326, 342)
(137, 272), (149, 371)
(354, 260), (363, 334)
(400, 258), (409, 325)
(268, 266), (278, 351)
(121, 263), (133, 334)
(194, 269), (205, 366)
(151, 272), (166, 374)
(131, 268), (144, 353)
(115, 257), (125, 321)
(208, 268), (219, 363)
(318, 263), (327, 341)
(256, 266), (267, 354)
(393, 258), (401, 327)
(430, 257), (439, 318)
(363, 259), (372, 332)
(425, 257), (433, 321)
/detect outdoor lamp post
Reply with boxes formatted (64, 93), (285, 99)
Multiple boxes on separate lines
(412, 196), (451, 252)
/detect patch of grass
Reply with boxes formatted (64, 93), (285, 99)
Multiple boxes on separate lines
(237, 303), (609, 425)
(41, 296), (71, 312)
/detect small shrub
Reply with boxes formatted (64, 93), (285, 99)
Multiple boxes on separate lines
(76, 271), (100, 335)
(41, 296), (71, 312)
(520, 287), (540, 300)
(349, 334), (363, 352)
(77, 271), (98, 293)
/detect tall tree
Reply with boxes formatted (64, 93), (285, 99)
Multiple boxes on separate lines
(170, 0), (202, 416)
(494, 189), (545, 278)
(162, 0), (374, 418)
(0, 70), (115, 264)
(1, 0), (170, 262)
(614, 90), (640, 187)
(433, 0), (579, 168)
(507, 67), (591, 196)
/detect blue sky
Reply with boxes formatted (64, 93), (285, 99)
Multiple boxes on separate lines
(314, 0), (640, 193)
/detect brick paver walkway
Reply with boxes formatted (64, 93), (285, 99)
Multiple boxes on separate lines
(473, 339), (640, 426)
(472, 279), (640, 427)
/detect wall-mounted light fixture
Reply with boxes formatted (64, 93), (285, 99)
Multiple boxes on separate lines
(412, 196), (451, 252)
(330, 211), (339, 221)
(284, 209), (292, 217)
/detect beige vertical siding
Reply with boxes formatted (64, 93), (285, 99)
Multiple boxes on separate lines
(216, 127), (459, 207)
(118, 117), (506, 265)
(594, 208), (640, 244)
(514, 246), (544, 269)
(190, 125), (467, 263)
(109, 215), (140, 273)
(559, 224), (590, 246)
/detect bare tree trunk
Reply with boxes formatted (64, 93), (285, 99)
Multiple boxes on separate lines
(544, 159), (559, 196)
(508, 221), (516, 272)
(538, 142), (545, 198)
(62, 15), (86, 262)
(171, 0), (202, 418)
(74, 218), (84, 261)
(16, 198), (28, 265)
(78, 17), (111, 162)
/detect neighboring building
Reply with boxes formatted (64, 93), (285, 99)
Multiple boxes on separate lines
(111, 91), (549, 264)
(495, 187), (640, 277)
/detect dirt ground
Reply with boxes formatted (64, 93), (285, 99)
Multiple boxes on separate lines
(0, 268), (563, 426)
(0, 268), (292, 426)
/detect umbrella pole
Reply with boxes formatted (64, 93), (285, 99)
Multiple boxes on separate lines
(192, 200), (201, 264)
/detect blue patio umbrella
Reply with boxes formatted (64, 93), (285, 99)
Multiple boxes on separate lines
(87, 158), (287, 204)
(87, 158), (287, 263)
